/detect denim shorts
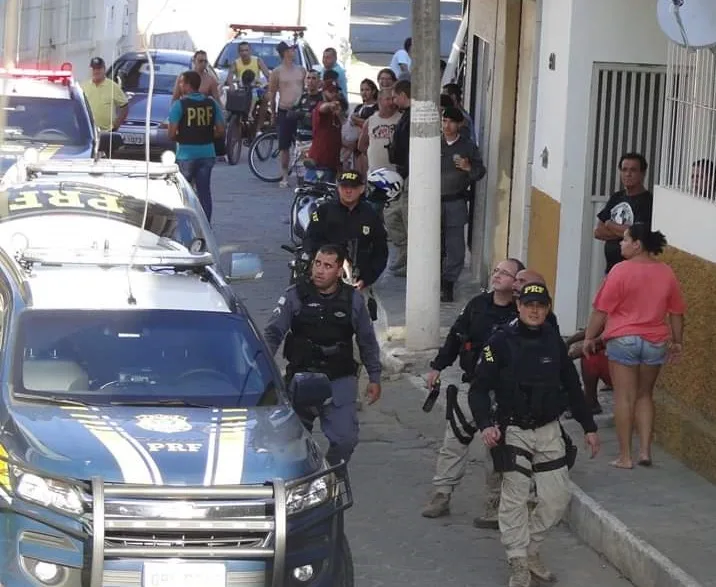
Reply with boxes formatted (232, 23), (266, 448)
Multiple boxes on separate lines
(605, 335), (668, 366)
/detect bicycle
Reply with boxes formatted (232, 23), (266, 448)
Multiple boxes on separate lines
(224, 79), (271, 166)
(248, 131), (312, 184)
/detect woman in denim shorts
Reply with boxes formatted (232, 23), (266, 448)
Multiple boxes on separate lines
(583, 223), (686, 469)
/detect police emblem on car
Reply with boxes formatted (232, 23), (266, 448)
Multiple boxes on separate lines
(135, 414), (193, 433)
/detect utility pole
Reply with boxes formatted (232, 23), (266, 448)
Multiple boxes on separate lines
(405, 0), (441, 350)
(1, 0), (21, 146)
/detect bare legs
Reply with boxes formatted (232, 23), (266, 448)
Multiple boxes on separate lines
(609, 360), (661, 468)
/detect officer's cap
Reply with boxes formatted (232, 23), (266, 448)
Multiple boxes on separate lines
(519, 282), (551, 305)
(338, 169), (364, 187)
(442, 106), (464, 123)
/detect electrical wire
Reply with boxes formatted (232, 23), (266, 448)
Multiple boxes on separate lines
(125, 0), (173, 305)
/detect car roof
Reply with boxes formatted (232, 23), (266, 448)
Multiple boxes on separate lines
(0, 77), (74, 99)
(25, 264), (231, 312)
(23, 160), (187, 209)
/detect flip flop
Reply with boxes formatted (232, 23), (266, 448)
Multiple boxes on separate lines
(638, 459), (653, 467)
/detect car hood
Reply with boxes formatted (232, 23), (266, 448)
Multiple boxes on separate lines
(125, 93), (174, 124)
(0, 142), (91, 177)
(5, 404), (324, 485)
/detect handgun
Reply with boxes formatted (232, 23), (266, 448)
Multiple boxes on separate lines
(422, 378), (441, 412)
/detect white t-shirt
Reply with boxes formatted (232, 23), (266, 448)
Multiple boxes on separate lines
(390, 49), (412, 78)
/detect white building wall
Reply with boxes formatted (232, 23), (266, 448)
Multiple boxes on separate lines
(3, 0), (138, 82)
(530, 0), (668, 333)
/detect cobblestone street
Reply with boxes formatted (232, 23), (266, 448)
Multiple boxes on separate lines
(209, 161), (632, 586)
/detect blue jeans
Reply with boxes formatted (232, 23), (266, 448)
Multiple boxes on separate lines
(605, 335), (669, 366)
(178, 157), (215, 222)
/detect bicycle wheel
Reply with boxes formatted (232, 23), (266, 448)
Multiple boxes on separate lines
(225, 117), (243, 166)
(248, 131), (282, 182)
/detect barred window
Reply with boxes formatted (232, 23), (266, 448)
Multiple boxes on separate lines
(659, 43), (716, 201)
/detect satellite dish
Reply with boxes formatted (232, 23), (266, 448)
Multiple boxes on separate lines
(657, 0), (716, 49)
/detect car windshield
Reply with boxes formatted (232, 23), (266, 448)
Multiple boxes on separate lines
(15, 310), (281, 408)
(2, 96), (92, 146)
(215, 41), (299, 70)
(0, 183), (205, 248)
(116, 59), (189, 94)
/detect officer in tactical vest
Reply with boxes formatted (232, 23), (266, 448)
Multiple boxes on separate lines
(168, 70), (224, 222)
(420, 258), (524, 525)
(263, 244), (382, 466)
(469, 282), (600, 587)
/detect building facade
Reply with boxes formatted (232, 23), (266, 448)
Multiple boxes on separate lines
(465, 0), (716, 482)
(1, 0), (139, 81)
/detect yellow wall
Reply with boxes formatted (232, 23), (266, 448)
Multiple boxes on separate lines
(655, 246), (716, 483)
(527, 188), (560, 296)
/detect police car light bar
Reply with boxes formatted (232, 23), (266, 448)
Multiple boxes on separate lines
(24, 159), (179, 178)
(17, 248), (215, 269)
(229, 23), (306, 35)
(0, 67), (73, 84)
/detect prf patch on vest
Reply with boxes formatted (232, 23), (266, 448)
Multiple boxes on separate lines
(362, 225), (370, 235)
(311, 211), (319, 222)
(184, 103), (214, 126)
(483, 345), (495, 363)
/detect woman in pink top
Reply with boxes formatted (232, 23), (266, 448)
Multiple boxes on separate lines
(584, 223), (686, 469)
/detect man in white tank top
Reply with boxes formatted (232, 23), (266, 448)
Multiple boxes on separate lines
(357, 89), (401, 173)
(267, 41), (307, 187)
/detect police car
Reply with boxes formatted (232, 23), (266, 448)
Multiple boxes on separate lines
(0, 66), (112, 177)
(0, 154), (245, 280)
(0, 227), (354, 585)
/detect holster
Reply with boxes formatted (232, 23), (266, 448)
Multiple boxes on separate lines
(367, 295), (378, 322)
(561, 424), (578, 470)
(445, 384), (477, 445)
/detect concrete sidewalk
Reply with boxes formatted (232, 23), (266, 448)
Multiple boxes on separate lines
(371, 268), (716, 587)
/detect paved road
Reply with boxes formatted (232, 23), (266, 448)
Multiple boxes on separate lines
(208, 161), (632, 586)
(350, 0), (462, 57)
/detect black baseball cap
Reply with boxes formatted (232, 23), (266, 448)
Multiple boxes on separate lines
(442, 106), (464, 123)
(337, 169), (364, 187)
(519, 282), (551, 305)
(89, 57), (105, 69)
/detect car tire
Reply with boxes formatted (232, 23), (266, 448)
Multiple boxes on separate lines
(335, 533), (354, 587)
(226, 117), (242, 166)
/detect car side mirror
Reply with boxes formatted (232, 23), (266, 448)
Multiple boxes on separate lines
(226, 251), (264, 282)
(287, 372), (332, 407)
(97, 131), (124, 157)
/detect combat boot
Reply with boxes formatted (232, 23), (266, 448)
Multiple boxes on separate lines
(421, 492), (450, 518)
(528, 552), (556, 583)
(507, 557), (532, 587)
(473, 497), (499, 529)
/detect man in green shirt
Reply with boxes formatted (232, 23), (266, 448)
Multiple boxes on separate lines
(81, 57), (128, 132)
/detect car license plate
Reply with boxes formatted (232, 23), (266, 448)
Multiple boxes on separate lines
(120, 133), (145, 145)
(143, 562), (226, 587)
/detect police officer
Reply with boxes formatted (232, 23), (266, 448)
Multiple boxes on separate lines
(167, 70), (225, 222)
(439, 106), (486, 302)
(263, 244), (382, 466)
(303, 169), (388, 291)
(469, 283), (600, 587)
(420, 258), (524, 525)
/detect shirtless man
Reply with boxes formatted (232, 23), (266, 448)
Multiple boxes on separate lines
(172, 50), (220, 102)
(267, 41), (306, 187)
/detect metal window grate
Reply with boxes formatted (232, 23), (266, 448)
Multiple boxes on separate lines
(589, 66), (666, 197)
(659, 43), (716, 201)
(69, 0), (95, 42)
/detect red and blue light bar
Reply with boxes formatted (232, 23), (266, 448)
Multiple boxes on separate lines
(0, 63), (73, 84)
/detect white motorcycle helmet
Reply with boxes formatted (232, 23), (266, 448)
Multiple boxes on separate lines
(366, 168), (404, 203)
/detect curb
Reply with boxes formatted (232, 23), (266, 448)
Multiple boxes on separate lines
(565, 482), (703, 587)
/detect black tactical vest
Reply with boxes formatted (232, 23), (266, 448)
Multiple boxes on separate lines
(458, 294), (517, 376)
(284, 279), (356, 380)
(498, 323), (565, 428)
(177, 97), (215, 145)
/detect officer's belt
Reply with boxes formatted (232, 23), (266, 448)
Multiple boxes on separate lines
(445, 384), (477, 445)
